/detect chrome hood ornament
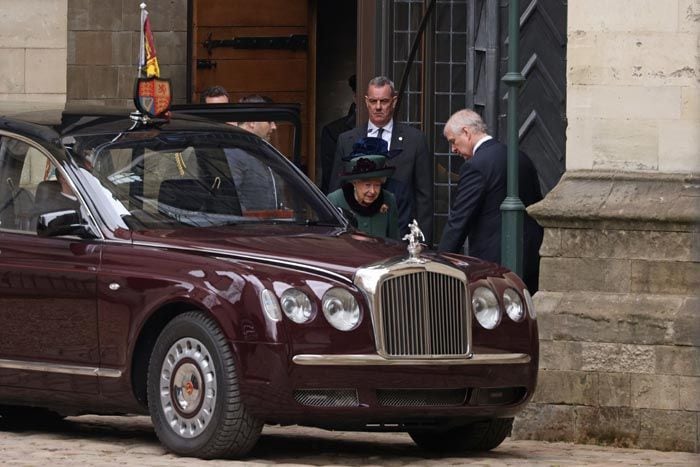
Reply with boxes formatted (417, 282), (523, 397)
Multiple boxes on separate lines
(402, 219), (426, 262)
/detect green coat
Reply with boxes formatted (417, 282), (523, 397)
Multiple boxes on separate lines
(328, 188), (399, 240)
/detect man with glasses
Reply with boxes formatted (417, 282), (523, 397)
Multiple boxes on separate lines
(328, 76), (433, 243)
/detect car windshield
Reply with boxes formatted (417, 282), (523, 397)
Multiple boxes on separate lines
(65, 130), (342, 230)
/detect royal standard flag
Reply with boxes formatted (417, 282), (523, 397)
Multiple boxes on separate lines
(139, 5), (160, 78)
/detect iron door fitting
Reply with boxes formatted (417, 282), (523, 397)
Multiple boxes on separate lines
(203, 33), (308, 55)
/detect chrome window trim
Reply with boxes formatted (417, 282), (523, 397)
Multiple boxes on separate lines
(0, 358), (122, 378)
(354, 258), (471, 359)
(292, 353), (530, 366)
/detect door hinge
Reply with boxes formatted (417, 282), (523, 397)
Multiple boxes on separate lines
(197, 59), (217, 70)
(203, 32), (308, 54)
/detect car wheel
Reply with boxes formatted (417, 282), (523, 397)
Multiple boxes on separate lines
(147, 311), (262, 459)
(409, 418), (513, 452)
(0, 405), (65, 428)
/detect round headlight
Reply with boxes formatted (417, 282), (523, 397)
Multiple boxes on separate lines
(260, 289), (282, 321)
(523, 288), (536, 319)
(503, 288), (524, 322)
(472, 286), (501, 329)
(280, 288), (314, 324)
(322, 288), (361, 331)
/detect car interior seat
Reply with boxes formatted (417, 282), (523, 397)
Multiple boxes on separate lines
(0, 182), (34, 231)
(34, 180), (62, 208)
(158, 177), (242, 218)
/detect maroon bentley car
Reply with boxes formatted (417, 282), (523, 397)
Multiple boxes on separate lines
(0, 104), (538, 459)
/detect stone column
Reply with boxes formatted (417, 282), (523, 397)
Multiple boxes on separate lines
(512, 0), (699, 452)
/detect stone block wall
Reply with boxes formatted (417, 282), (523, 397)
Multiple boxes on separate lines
(0, 0), (67, 103)
(565, 0), (699, 173)
(512, 0), (699, 452)
(513, 171), (699, 452)
(67, 0), (188, 107)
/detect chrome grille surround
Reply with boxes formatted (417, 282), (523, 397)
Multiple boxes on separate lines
(355, 258), (471, 359)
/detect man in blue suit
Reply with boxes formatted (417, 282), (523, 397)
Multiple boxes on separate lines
(438, 109), (544, 292)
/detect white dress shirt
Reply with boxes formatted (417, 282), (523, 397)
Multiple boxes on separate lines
(367, 119), (394, 149)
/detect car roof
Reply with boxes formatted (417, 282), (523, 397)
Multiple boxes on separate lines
(0, 102), (126, 126)
(0, 102), (249, 143)
(0, 102), (303, 166)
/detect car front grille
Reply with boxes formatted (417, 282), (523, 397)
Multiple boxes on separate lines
(378, 270), (469, 357)
(376, 388), (468, 407)
(293, 389), (359, 407)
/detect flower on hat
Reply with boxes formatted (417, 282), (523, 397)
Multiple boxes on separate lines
(353, 157), (378, 174)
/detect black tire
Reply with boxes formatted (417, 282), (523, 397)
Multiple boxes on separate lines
(409, 418), (513, 452)
(147, 311), (262, 459)
(0, 405), (65, 428)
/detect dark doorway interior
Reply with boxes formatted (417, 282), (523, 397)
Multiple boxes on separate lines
(314, 0), (357, 187)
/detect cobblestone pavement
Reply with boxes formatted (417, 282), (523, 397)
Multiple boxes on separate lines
(0, 415), (697, 466)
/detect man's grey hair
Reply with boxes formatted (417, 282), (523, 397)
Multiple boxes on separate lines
(445, 109), (488, 134)
(368, 76), (396, 95)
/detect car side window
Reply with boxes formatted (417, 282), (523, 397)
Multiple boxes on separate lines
(101, 146), (201, 216)
(0, 135), (73, 233)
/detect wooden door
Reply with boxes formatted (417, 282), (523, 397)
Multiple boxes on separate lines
(191, 0), (315, 177)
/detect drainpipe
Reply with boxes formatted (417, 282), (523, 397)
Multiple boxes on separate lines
(500, 0), (525, 278)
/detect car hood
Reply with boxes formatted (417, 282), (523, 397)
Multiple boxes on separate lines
(130, 225), (415, 280)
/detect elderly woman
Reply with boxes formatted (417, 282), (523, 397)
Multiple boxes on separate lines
(327, 137), (399, 239)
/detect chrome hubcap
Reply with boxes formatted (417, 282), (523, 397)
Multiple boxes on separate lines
(159, 337), (217, 438)
(173, 362), (202, 415)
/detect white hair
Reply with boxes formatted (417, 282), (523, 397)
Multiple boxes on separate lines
(445, 109), (488, 134)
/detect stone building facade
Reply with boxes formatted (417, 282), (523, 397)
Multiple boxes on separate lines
(67, 0), (187, 107)
(0, 0), (68, 105)
(1, 0), (698, 453)
(0, 0), (187, 107)
(513, 0), (699, 452)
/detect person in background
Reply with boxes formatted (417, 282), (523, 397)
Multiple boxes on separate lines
(438, 108), (544, 292)
(327, 137), (399, 240)
(200, 85), (230, 104)
(320, 74), (356, 193)
(236, 94), (277, 142)
(201, 88), (281, 211)
(328, 76), (433, 243)
(228, 94), (281, 211)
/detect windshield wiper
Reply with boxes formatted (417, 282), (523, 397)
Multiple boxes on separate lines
(295, 218), (341, 227)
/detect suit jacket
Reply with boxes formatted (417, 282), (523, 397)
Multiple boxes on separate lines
(320, 109), (355, 194)
(438, 139), (544, 292)
(225, 148), (281, 210)
(328, 122), (433, 242)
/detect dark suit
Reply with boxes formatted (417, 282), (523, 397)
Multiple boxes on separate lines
(319, 108), (355, 194)
(438, 138), (543, 292)
(329, 122), (433, 242)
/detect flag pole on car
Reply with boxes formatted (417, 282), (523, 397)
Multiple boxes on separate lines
(133, 2), (171, 120)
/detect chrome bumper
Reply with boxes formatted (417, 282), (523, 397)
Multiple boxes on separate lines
(292, 353), (531, 366)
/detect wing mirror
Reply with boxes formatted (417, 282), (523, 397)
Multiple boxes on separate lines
(37, 209), (97, 239)
(337, 207), (358, 228)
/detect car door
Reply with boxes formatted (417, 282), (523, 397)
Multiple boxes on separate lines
(0, 133), (100, 395)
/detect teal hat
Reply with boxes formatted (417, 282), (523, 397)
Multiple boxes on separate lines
(340, 137), (396, 181)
